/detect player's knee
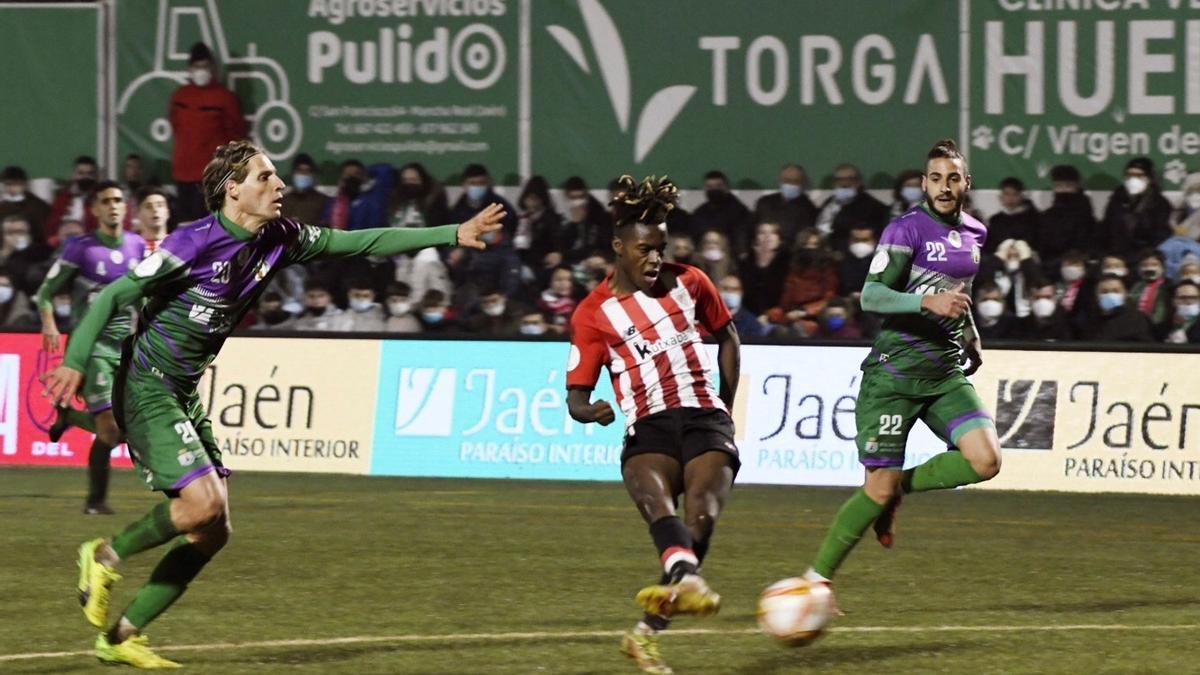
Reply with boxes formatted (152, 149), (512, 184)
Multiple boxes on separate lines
(969, 449), (1001, 481)
(181, 493), (226, 531)
(95, 423), (122, 448)
(863, 471), (902, 503)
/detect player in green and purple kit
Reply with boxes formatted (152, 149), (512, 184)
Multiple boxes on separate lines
(800, 139), (1002, 601)
(42, 140), (505, 668)
(35, 181), (146, 515)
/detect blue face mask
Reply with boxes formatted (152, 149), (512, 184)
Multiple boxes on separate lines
(825, 316), (846, 332)
(422, 310), (445, 324)
(1099, 292), (1125, 312)
(292, 174), (315, 190)
(779, 183), (802, 201)
(720, 291), (742, 312)
(466, 185), (488, 202)
(901, 185), (924, 203)
(833, 187), (857, 204)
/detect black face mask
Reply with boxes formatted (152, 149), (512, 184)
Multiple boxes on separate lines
(341, 177), (363, 198)
(705, 189), (726, 204)
(397, 183), (422, 200)
(75, 177), (96, 194)
(306, 306), (327, 317)
(262, 309), (291, 325)
(794, 249), (821, 266)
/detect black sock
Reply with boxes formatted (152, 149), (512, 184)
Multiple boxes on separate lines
(86, 439), (111, 505)
(693, 536), (710, 567)
(649, 516), (697, 582)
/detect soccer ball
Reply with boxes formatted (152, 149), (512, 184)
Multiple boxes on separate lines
(756, 577), (834, 646)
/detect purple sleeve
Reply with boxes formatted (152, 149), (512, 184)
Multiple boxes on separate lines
(878, 217), (915, 251)
(59, 238), (86, 266)
(159, 229), (199, 267)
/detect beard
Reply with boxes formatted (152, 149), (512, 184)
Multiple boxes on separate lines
(925, 191), (964, 216)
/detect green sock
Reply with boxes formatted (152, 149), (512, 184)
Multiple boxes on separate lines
(86, 438), (111, 505)
(811, 489), (887, 578)
(66, 409), (95, 433)
(123, 541), (212, 629)
(902, 451), (984, 493)
(110, 501), (180, 560)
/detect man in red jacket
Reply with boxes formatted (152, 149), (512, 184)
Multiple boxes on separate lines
(169, 42), (246, 223)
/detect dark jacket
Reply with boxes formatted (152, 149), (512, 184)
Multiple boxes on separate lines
(837, 253), (873, 297)
(739, 250), (790, 316)
(691, 194), (753, 257)
(973, 313), (1020, 340)
(986, 201), (1039, 255)
(1014, 311), (1074, 341)
(1100, 187), (1173, 253)
(449, 190), (519, 247)
(1037, 192), (1097, 264)
(820, 191), (889, 254)
(1086, 304), (1154, 343)
(753, 192), (818, 248)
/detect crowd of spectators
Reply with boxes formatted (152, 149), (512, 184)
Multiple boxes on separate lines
(4, 151), (1200, 345)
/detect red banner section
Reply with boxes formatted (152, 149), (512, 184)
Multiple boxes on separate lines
(0, 333), (131, 467)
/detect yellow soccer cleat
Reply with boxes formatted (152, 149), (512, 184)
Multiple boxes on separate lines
(95, 633), (182, 669)
(621, 630), (672, 674)
(635, 574), (721, 618)
(77, 538), (122, 629)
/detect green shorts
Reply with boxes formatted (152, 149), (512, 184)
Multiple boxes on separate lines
(855, 368), (994, 469)
(117, 366), (227, 493)
(81, 354), (120, 414)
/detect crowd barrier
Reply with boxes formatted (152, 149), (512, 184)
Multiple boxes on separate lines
(3, 332), (1200, 495)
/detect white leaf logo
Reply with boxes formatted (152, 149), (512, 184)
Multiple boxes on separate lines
(546, 1), (694, 161)
(635, 86), (697, 163)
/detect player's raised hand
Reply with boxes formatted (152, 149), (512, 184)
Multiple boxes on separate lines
(457, 203), (506, 250)
(41, 365), (83, 407)
(922, 282), (971, 319)
(590, 399), (616, 426)
(42, 325), (61, 353)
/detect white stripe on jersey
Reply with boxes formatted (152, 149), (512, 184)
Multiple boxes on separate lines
(669, 281), (725, 412)
(600, 297), (667, 422)
(632, 292), (702, 409)
(607, 342), (636, 420)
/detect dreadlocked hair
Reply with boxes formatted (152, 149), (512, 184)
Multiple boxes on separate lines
(608, 174), (678, 229)
(201, 139), (263, 212)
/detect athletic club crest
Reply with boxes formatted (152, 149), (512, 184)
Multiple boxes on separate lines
(971, 244), (981, 264)
(947, 230), (962, 248)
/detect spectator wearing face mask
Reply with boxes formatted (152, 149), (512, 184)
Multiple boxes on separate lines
(1085, 274), (1153, 342)
(1129, 250), (1171, 336)
(690, 170), (753, 259)
(1055, 250), (1095, 338)
(718, 274), (766, 338)
(323, 159), (395, 231)
(467, 289), (525, 336)
(986, 177), (1039, 255)
(1171, 172), (1200, 240)
(382, 282), (422, 334)
(1156, 236), (1200, 282)
(281, 153), (330, 225)
(1165, 280), (1200, 344)
(980, 238), (1039, 317)
(170, 43), (247, 223)
(419, 289), (459, 333)
(754, 163), (817, 246)
(838, 225), (878, 298)
(46, 156), (101, 242)
(1177, 260), (1200, 287)
(390, 161), (450, 230)
(1, 215), (53, 298)
(1100, 157), (1173, 254)
(249, 292), (294, 330)
(340, 277), (386, 332)
(0, 166), (50, 239)
(450, 164), (520, 296)
(519, 312), (550, 337)
(740, 222), (790, 316)
(973, 281), (1019, 339)
(667, 235), (695, 266)
(813, 297), (861, 340)
(888, 169), (924, 218)
(562, 176), (613, 260)
(1037, 164), (1099, 268)
(537, 266), (579, 333)
(0, 269), (33, 327)
(815, 163), (888, 255)
(515, 175), (563, 272)
(696, 230), (736, 283)
(1014, 282), (1073, 341)
(289, 280), (345, 331)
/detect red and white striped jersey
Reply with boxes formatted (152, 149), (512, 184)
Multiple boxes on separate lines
(567, 263), (732, 428)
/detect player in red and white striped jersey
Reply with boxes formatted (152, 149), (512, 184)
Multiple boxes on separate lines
(566, 176), (741, 674)
(133, 186), (170, 254)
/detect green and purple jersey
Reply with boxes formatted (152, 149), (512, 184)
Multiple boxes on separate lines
(861, 203), (986, 379)
(35, 230), (147, 359)
(63, 213), (458, 390)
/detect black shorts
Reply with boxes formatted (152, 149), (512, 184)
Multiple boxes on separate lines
(622, 407), (740, 474)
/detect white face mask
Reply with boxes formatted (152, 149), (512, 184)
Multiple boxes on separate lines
(54, 302), (72, 318)
(349, 298), (374, 313)
(0, 192), (23, 203)
(483, 301), (506, 317)
(1187, 192), (1200, 211)
(1187, 275), (1200, 286)
(1125, 176), (1148, 196)
(702, 247), (724, 262)
(0, 286), (12, 304)
(1060, 266), (1085, 283)
(520, 323), (546, 336)
(190, 68), (213, 87)
(11, 235), (30, 251)
(1102, 267), (1127, 278)
(978, 299), (1004, 319)
(388, 301), (412, 316)
(1032, 298), (1057, 318)
(849, 242), (875, 259)
(1004, 258), (1021, 273)
(900, 185), (924, 204)
(1177, 303), (1200, 320)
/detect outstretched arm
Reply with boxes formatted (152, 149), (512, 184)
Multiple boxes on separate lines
(302, 203), (506, 261)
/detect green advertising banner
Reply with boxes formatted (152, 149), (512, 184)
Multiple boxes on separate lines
(531, 0), (960, 188)
(0, 5), (99, 178)
(114, 0), (519, 183)
(967, 1), (1200, 189)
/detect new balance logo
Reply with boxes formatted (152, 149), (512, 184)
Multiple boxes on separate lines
(394, 368), (457, 437)
(626, 326), (637, 337)
(995, 379), (1057, 450)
